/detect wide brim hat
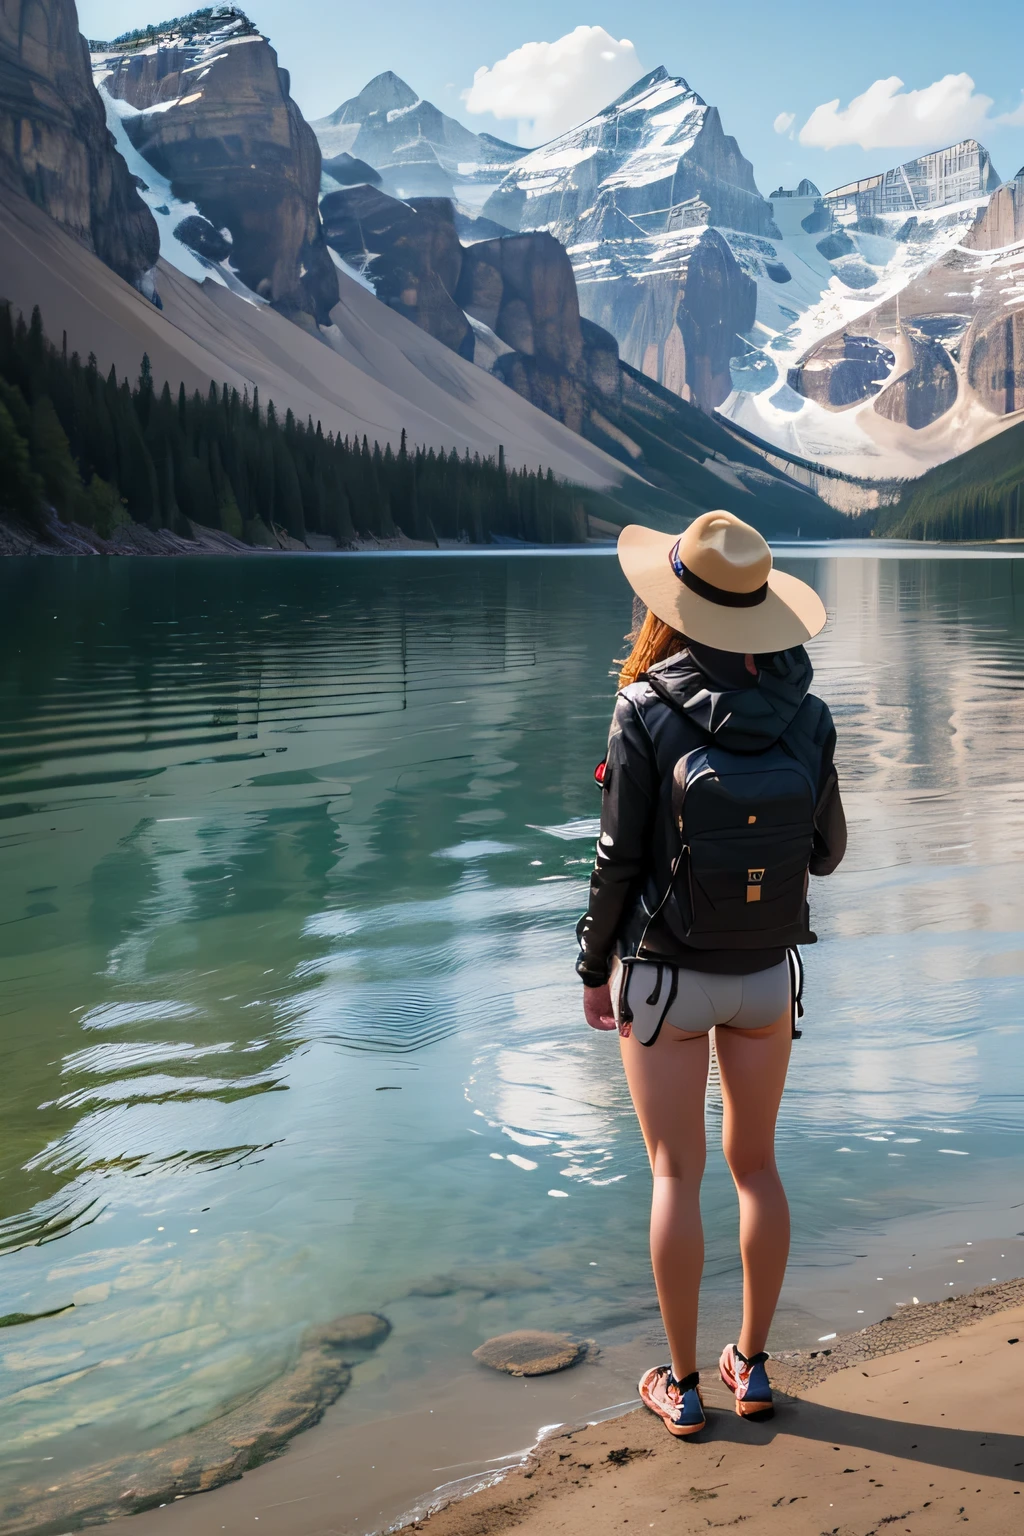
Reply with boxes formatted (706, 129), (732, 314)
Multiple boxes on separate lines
(617, 511), (826, 653)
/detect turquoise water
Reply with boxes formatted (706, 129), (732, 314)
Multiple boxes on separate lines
(1, 551), (1023, 1518)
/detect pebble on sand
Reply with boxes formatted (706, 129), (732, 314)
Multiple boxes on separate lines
(473, 1330), (588, 1376)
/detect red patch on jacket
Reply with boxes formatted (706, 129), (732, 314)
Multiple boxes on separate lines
(594, 759), (607, 786)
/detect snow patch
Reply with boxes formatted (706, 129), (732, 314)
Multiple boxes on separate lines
(96, 79), (263, 304)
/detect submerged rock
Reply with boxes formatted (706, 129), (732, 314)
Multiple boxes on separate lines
(408, 1266), (551, 1300)
(302, 1311), (391, 1349)
(0, 1311), (390, 1534)
(473, 1330), (588, 1376)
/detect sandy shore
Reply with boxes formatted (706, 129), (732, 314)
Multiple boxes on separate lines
(406, 1280), (1024, 1535)
(8, 1276), (1022, 1534)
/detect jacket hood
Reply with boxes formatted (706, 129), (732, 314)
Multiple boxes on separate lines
(644, 645), (813, 751)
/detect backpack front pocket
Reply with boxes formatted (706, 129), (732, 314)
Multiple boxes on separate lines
(685, 823), (813, 941)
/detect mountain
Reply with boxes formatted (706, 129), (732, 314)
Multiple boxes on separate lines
(0, 0), (158, 288)
(92, 8), (338, 325)
(473, 66), (1020, 480)
(720, 153), (1023, 476)
(476, 68), (778, 413)
(317, 182), (849, 531)
(483, 67), (776, 239)
(311, 72), (524, 204)
(822, 139), (1001, 221)
(0, 1), (854, 551)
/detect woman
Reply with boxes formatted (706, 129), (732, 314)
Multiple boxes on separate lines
(577, 512), (846, 1439)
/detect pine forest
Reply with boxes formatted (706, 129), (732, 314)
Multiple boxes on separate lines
(0, 305), (591, 548)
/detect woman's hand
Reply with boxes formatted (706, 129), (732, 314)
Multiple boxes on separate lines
(582, 982), (618, 1032)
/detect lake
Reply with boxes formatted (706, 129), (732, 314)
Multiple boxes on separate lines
(1, 549), (1023, 1533)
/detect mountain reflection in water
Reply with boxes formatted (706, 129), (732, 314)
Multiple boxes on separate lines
(0, 552), (1022, 1496)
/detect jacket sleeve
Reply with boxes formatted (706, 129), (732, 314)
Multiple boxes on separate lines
(576, 692), (658, 984)
(809, 718), (847, 877)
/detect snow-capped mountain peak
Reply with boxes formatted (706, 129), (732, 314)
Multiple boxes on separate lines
(320, 71), (419, 128)
(311, 76), (525, 204)
(482, 65), (773, 240)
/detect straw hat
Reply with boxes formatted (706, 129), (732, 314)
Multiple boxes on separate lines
(617, 512), (826, 653)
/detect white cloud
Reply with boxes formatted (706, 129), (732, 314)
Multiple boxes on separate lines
(462, 26), (642, 147)
(998, 93), (1024, 127)
(773, 111), (795, 135)
(799, 73), (994, 151)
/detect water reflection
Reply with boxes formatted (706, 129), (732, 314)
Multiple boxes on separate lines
(0, 553), (1022, 1504)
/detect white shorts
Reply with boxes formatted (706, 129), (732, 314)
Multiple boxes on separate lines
(609, 956), (793, 1046)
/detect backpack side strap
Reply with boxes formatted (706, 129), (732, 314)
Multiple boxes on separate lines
(786, 947), (805, 1040)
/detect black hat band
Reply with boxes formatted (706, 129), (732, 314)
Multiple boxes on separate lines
(669, 539), (769, 608)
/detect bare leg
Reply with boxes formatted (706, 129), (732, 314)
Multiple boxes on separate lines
(714, 1014), (792, 1358)
(619, 1024), (710, 1380)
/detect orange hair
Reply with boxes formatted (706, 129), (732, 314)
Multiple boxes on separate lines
(617, 608), (685, 688)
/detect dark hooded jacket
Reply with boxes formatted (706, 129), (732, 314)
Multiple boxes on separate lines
(576, 644), (847, 983)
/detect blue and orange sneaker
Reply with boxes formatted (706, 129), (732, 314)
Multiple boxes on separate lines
(638, 1364), (706, 1438)
(719, 1344), (773, 1419)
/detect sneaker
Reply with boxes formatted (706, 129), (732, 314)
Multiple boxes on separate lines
(718, 1344), (773, 1419)
(638, 1364), (706, 1438)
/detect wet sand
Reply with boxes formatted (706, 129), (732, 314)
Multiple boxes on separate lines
(18, 1274), (1017, 1536)
(407, 1281), (1024, 1535)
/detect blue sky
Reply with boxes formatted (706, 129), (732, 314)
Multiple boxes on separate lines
(79, 0), (1024, 194)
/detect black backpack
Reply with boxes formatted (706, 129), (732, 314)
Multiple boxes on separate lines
(644, 733), (819, 952)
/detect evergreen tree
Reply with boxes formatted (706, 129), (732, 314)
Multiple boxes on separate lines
(81, 474), (128, 539)
(30, 396), (81, 522)
(0, 399), (44, 529)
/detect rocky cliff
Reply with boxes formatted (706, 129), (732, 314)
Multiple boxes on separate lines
(788, 333), (896, 411)
(965, 166), (1024, 250)
(0, 0), (157, 286)
(320, 186), (473, 358)
(874, 326), (958, 429)
(320, 184), (609, 430)
(965, 308), (1024, 416)
(575, 226), (756, 408)
(457, 232), (611, 433)
(96, 12), (337, 324)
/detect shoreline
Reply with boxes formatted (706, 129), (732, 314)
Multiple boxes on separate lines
(4, 515), (1024, 560)
(400, 1275), (1024, 1534)
(0, 511), (620, 558)
(6, 1274), (1022, 1536)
